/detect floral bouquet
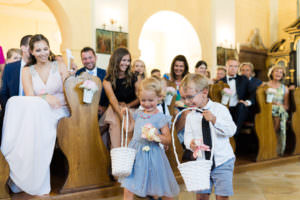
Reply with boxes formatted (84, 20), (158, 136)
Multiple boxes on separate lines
(265, 88), (277, 103)
(165, 87), (177, 105)
(141, 123), (161, 142)
(221, 88), (233, 105)
(79, 80), (98, 103)
(193, 139), (211, 159)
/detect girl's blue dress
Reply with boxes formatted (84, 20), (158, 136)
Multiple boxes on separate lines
(120, 110), (180, 197)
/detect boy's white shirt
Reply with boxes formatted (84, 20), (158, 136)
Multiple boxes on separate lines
(184, 99), (236, 167)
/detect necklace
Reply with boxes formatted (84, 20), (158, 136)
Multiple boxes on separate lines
(139, 109), (159, 119)
(139, 112), (151, 119)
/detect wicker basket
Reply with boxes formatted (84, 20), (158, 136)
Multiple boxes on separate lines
(171, 107), (214, 192)
(111, 108), (136, 178)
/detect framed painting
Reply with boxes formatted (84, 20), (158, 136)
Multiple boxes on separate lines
(112, 32), (128, 51)
(96, 29), (112, 54)
(217, 47), (238, 66)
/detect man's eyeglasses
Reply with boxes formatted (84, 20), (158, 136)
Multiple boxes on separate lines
(181, 92), (202, 101)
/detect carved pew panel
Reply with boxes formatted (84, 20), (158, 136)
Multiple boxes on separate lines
(255, 85), (278, 161)
(292, 88), (300, 154)
(209, 81), (236, 151)
(57, 73), (112, 193)
(0, 151), (10, 200)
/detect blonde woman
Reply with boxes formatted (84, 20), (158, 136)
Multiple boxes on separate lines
(132, 59), (146, 79)
(266, 65), (289, 156)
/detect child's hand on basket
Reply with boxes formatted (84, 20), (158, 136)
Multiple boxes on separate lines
(190, 139), (210, 152)
(202, 110), (216, 124)
(120, 107), (133, 132)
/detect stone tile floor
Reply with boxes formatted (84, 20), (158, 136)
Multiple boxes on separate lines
(102, 161), (300, 200)
(12, 161), (300, 200)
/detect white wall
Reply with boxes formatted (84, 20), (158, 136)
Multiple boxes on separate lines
(215, 0), (235, 48)
(138, 11), (202, 75)
(93, 0), (128, 69)
(0, 0), (61, 56)
(270, 0), (278, 45)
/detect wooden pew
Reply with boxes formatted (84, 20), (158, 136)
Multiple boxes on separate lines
(0, 151), (10, 200)
(209, 81), (236, 151)
(165, 95), (183, 175)
(292, 88), (300, 154)
(57, 73), (113, 193)
(255, 84), (278, 161)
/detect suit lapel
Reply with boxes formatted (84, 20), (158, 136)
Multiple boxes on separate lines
(96, 68), (100, 78)
(222, 77), (228, 84)
(235, 75), (241, 97)
(13, 61), (21, 96)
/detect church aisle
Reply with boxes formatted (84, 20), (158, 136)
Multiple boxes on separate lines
(10, 160), (300, 199)
(98, 161), (300, 200)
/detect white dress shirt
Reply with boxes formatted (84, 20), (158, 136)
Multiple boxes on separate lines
(227, 76), (251, 107)
(86, 67), (97, 76)
(227, 76), (238, 107)
(184, 99), (236, 167)
(19, 59), (26, 96)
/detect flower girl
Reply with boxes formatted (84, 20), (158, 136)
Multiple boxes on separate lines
(121, 77), (180, 200)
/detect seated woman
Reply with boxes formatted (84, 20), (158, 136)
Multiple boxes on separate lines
(165, 55), (189, 144)
(266, 65), (289, 156)
(100, 48), (139, 148)
(132, 59), (146, 80)
(1, 34), (70, 196)
(165, 55), (189, 104)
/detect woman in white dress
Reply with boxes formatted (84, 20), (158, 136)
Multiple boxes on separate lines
(1, 34), (70, 196)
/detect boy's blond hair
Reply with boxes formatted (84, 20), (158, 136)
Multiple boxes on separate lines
(180, 73), (209, 92)
(138, 77), (163, 97)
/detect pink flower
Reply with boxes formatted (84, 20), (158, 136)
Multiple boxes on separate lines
(39, 89), (47, 95)
(141, 123), (161, 142)
(79, 80), (98, 92)
(221, 88), (233, 96)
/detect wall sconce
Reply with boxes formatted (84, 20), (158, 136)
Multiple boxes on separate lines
(110, 18), (116, 25)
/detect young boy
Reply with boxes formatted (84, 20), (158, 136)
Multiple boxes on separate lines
(179, 73), (236, 200)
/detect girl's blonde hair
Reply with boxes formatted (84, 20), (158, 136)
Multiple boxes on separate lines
(138, 77), (163, 98)
(267, 65), (286, 82)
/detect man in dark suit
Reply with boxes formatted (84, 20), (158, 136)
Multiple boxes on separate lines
(239, 62), (262, 122)
(0, 35), (32, 144)
(221, 58), (255, 136)
(75, 47), (106, 116)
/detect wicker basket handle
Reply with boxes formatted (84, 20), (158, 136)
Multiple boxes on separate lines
(120, 108), (129, 147)
(171, 107), (215, 165)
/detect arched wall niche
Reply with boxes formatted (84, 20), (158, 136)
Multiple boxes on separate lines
(128, 0), (213, 73)
(138, 10), (202, 74)
(42, 0), (93, 64)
